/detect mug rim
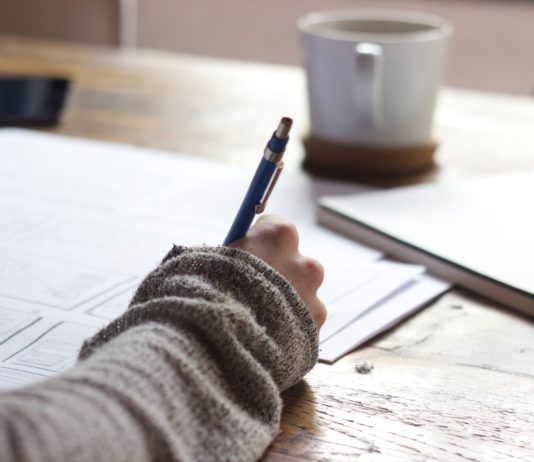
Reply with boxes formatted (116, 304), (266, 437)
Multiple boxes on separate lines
(297, 9), (453, 43)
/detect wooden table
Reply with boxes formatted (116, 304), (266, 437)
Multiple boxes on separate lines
(1, 36), (533, 461)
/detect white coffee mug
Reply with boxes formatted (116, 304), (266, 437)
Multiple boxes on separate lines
(298, 10), (452, 147)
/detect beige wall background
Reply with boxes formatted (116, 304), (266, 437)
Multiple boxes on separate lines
(0, 0), (532, 95)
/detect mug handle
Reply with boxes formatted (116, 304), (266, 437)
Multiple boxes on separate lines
(353, 43), (383, 128)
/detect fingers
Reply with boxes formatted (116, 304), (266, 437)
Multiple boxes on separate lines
(230, 215), (299, 270)
(230, 214), (327, 330)
(296, 255), (324, 291)
(250, 214), (300, 253)
(289, 256), (327, 328)
(309, 298), (328, 328)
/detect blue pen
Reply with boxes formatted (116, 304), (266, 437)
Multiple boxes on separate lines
(223, 117), (293, 245)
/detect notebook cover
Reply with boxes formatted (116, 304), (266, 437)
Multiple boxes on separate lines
(318, 171), (534, 317)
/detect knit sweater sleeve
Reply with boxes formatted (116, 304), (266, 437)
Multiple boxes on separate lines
(0, 246), (318, 462)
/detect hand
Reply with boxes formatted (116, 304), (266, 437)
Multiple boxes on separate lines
(230, 215), (327, 329)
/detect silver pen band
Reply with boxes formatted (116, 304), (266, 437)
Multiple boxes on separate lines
(263, 147), (284, 163)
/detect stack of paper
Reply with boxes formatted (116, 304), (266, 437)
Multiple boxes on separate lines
(0, 129), (449, 390)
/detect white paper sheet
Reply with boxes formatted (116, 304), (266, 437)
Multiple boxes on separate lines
(0, 303), (106, 390)
(319, 274), (450, 363)
(0, 128), (448, 388)
(319, 261), (425, 342)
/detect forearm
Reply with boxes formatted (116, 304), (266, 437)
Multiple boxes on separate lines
(0, 246), (318, 462)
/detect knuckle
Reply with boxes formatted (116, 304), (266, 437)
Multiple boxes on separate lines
(269, 221), (299, 247)
(315, 301), (328, 327)
(301, 257), (324, 287)
(255, 216), (299, 249)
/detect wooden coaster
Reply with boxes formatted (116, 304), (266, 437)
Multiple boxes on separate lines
(302, 135), (438, 179)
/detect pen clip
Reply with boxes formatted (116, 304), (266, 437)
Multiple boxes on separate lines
(255, 162), (284, 214)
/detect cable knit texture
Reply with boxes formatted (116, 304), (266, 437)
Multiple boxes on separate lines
(0, 246), (318, 462)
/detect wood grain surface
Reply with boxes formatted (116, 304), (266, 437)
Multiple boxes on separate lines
(1, 36), (533, 461)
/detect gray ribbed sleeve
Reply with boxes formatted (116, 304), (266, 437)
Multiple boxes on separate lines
(0, 246), (318, 462)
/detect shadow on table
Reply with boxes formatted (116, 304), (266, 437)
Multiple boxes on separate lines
(261, 380), (319, 460)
